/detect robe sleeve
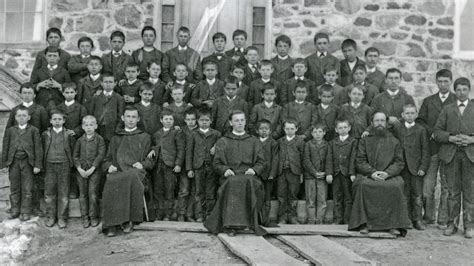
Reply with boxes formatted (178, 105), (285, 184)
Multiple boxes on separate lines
(251, 138), (265, 176)
(213, 138), (229, 176)
(356, 137), (377, 177)
(384, 139), (405, 178)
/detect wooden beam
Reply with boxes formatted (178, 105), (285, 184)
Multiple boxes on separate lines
(263, 224), (396, 239)
(135, 221), (209, 233)
(218, 234), (306, 266)
(277, 235), (379, 266)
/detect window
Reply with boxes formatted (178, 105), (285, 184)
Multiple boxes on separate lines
(454, 0), (474, 59)
(0, 0), (45, 44)
(161, 4), (175, 52)
(252, 6), (266, 55)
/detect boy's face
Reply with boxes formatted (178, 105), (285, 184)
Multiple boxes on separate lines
(386, 72), (401, 91)
(15, 110), (30, 126)
(342, 46), (357, 62)
(101, 77), (116, 92)
(320, 91), (334, 105)
(204, 64), (218, 80)
(349, 88), (364, 104)
(284, 123), (298, 137)
(121, 110), (140, 129)
(229, 113), (246, 133)
(335, 122), (350, 136)
(82, 119), (98, 135)
(184, 114), (197, 128)
(276, 41), (290, 57)
(262, 89), (276, 103)
(324, 70), (338, 84)
(142, 30), (156, 46)
(259, 65), (273, 79)
(46, 52), (60, 65)
(292, 63), (307, 77)
(436, 77), (452, 94)
(110, 36), (125, 52)
(177, 31), (190, 47)
(87, 59), (102, 75)
(47, 33), (61, 47)
(224, 83), (238, 98)
(311, 128), (326, 141)
(232, 68), (245, 81)
(198, 115), (212, 130)
(257, 123), (271, 138)
(365, 51), (379, 68)
(455, 84), (470, 102)
(20, 88), (35, 103)
(245, 50), (259, 64)
(353, 69), (367, 84)
(293, 87), (308, 101)
(213, 37), (226, 52)
(147, 63), (161, 79)
(79, 41), (93, 56)
(233, 35), (246, 48)
(171, 89), (184, 102)
(401, 107), (418, 123)
(315, 38), (329, 53)
(160, 115), (174, 129)
(125, 67), (139, 80)
(62, 87), (77, 102)
(50, 114), (65, 128)
(174, 65), (188, 80)
(140, 89), (154, 103)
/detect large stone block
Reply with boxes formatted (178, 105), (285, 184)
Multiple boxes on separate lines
(48, 17), (63, 28)
(304, 0), (326, 6)
(372, 41), (397, 56)
(437, 42), (453, 51)
(418, 0), (445, 16)
(76, 15), (105, 33)
(335, 0), (361, 14)
(52, 0), (88, 12)
(92, 0), (109, 9)
(274, 6), (293, 18)
(390, 32), (408, 40)
(405, 43), (426, 57)
(405, 15), (427, 26)
(354, 17), (372, 27)
(5, 58), (18, 69)
(114, 5), (142, 29)
(428, 28), (454, 39)
(303, 19), (317, 27)
(98, 35), (111, 51)
(375, 14), (402, 30)
(437, 17), (453, 26)
(364, 4), (379, 11)
(283, 22), (300, 28)
(64, 18), (74, 33)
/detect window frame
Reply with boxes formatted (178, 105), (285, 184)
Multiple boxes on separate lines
(453, 0), (474, 60)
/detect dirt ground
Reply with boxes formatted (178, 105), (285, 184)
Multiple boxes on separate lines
(15, 218), (474, 265)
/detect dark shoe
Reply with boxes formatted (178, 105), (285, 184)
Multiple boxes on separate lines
(107, 226), (116, 237)
(34, 208), (45, 217)
(423, 218), (436, 225)
(413, 221), (426, 230)
(122, 222), (133, 233)
(196, 217), (203, 223)
(170, 212), (178, 221)
(278, 219), (287, 224)
(464, 228), (473, 239)
(177, 215), (185, 222)
(443, 224), (457, 236)
(390, 229), (401, 236)
(58, 219), (67, 229)
(227, 229), (236, 237)
(288, 217), (299, 224)
(307, 220), (316, 225)
(266, 222), (279, 228)
(90, 218), (100, 227)
(8, 212), (20, 219)
(186, 216), (195, 222)
(163, 216), (170, 221)
(45, 218), (55, 227)
(82, 217), (91, 228)
(359, 225), (369, 234)
(20, 214), (31, 221)
(437, 223), (448, 230)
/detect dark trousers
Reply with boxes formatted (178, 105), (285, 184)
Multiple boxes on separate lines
(444, 151), (474, 229)
(332, 173), (352, 224)
(402, 170), (423, 222)
(44, 162), (71, 219)
(76, 168), (100, 219)
(195, 163), (217, 219)
(8, 157), (34, 214)
(154, 161), (177, 218)
(277, 169), (300, 220)
(423, 154), (448, 224)
(261, 179), (275, 224)
(177, 173), (190, 216)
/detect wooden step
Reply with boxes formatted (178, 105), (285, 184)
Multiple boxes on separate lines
(263, 224), (395, 239)
(135, 221), (208, 233)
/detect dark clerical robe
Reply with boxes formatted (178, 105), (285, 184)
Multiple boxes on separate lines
(204, 132), (266, 235)
(349, 130), (412, 231)
(102, 128), (152, 227)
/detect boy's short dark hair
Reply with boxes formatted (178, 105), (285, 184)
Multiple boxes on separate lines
(275, 34), (291, 47)
(283, 118), (299, 128)
(256, 119), (272, 129)
(228, 110), (246, 121)
(50, 109), (66, 118)
(202, 59), (218, 70)
(212, 32), (226, 42)
(336, 119), (351, 127)
(63, 82), (77, 91)
(323, 67), (338, 74)
(232, 29), (247, 40)
(139, 81), (154, 93)
(197, 107), (212, 120)
(245, 46), (259, 55)
(45, 46), (60, 54)
(311, 123), (327, 132)
(262, 82), (276, 94)
(15, 106), (30, 115)
(341, 39), (357, 50)
(177, 26), (191, 35)
(319, 84), (334, 96)
(353, 65), (367, 74)
(141, 26), (156, 37)
(403, 103), (418, 112)
(364, 47), (380, 56)
(224, 76), (240, 87)
(147, 60), (161, 68)
(123, 105), (139, 116)
(184, 107), (198, 118)
(77, 36), (94, 48)
(313, 32), (329, 43)
(174, 62), (188, 72)
(20, 82), (35, 93)
(349, 84), (365, 95)
(160, 108), (174, 118)
(102, 72), (115, 79)
(259, 59), (273, 69)
(171, 84), (184, 92)
(82, 115), (97, 125)
(46, 27), (62, 39)
(126, 62), (140, 71)
(292, 58), (306, 67)
(89, 55), (102, 64)
(454, 77), (471, 90)
(436, 69), (453, 80)
(295, 80), (308, 91)
(232, 64), (245, 72)
(385, 68), (402, 78)
(110, 30), (125, 41)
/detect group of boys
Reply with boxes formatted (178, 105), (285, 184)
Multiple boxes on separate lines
(1, 25), (470, 237)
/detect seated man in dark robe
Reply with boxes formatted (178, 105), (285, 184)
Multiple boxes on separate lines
(102, 106), (153, 237)
(349, 112), (412, 236)
(204, 110), (266, 236)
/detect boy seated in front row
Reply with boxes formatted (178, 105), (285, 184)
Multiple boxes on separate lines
(186, 108), (221, 222)
(135, 82), (162, 135)
(77, 56), (103, 112)
(164, 63), (195, 106)
(249, 60), (281, 107)
(117, 63), (143, 105)
(203, 32), (234, 80)
(2, 107), (43, 221)
(319, 67), (346, 106)
(249, 82), (283, 139)
(73, 115), (106, 228)
(338, 85), (373, 139)
(281, 58), (317, 105)
(317, 85), (339, 141)
(303, 124), (329, 224)
(191, 60), (225, 108)
(325, 120), (357, 224)
(148, 109), (185, 221)
(43, 109), (74, 229)
(276, 119), (305, 224)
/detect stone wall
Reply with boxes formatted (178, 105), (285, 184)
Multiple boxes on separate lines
(273, 0), (474, 104)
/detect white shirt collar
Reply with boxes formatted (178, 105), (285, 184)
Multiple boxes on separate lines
(53, 127), (63, 133)
(128, 79), (138, 85)
(18, 124), (27, 130)
(260, 137), (268, 142)
(163, 127), (171, 132)
(232, 130), (246, 136)
(235, 47), (244, 53)
(286, 135), (296, 141)
(23, 101), (33, 108)
(317, 51), (326, 57)
(248, 63), (257, 70)
(200, 128), (209, 133)
(387, 89), (400, 97)
(103, 91), (113, 96)
(366, 66), (376, 73)
(173, 101), (184, 107)
(141, 101), (150, 107)
(112, 50), (122, 56)
(261, 78), (271, 83)
(65, 100), (75, 106)
(458, 99), (469, 106)
(439, 92), (450, 101)
(81, 54), (90, 59)
(207, 78), (216, 85)
(48, 64), (58, 70)
(278, 55), (289, 60)
(295, 100), (305, 104)
(149, 77), (159, 84)
(351, 102), (361, 108)
(295, 76), (304, 81)
(90, 73), (100, 81)
(321, 103), (329, 109)
(178, 45), (188, 51)
(348, 60), (357, 71)
(339, 135), (349, 142)
(226, 95), (236, 101)
(264, 101), (273, 108)
(124, 127), (137, 132)
(405, 121), (415, 128)
(176, 80), (186, 85)
(326, 82), (335, 86)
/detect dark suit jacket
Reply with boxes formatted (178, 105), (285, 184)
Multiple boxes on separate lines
(185, 128), (221, 170)
(277, 135), (305, 175)
(77, 75), (103, 111)
(392, 123), (430, 175)
(281, 77), (318, 105)
(304, 53), (339, 87)
(203, 53), (234, 80)
(316, 83), (346, 106)
(212, 96), (249, 133)
(366, 69), (386, 92)
(131, 47), (164, 80)
(417, 92), (457, 155)
(260, 137), (279, 180)
(338, 103), (372, 139)
(2, 125), (43, 169)
(248, 78), (282, 107)
(326, 136), (357, 176)
(340, 82), (380, 106)
(150, 79), (169, 106)
(6, 103), (49, 133)
(249, 102), (283, 138)
(190, 79), (225, 108)
(135, 102), (162, 135)
(163, 81), (195, 104)
(303, 139), (328, 179)
(317, 103), (339, 141)
(370, 89), (415, 119)
(73, 132), (106, 169)
(56, 101), (88, 137)
(152, 128), (185, 168)
(242, 63), (261, 86)
(31, 48), (70, 73)
(434, 101), (474, 163)
(89, 91), (124, 142)
(225, 47), (247, 65)
(42, 128), (73, 167)
(270, 56), (294, 83)
(237, 82), (251, 103)
(117, 80), (143, 104)
(30, 65), (71, 109)
(339, 57), (365, 87)
(101, 51), (133, 81)
(281, 101), (319, 138)
(67, 55), (91, 82)
(162, 46), (202, 83)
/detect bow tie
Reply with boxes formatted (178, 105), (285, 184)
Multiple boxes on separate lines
(319, 53), (325, 57)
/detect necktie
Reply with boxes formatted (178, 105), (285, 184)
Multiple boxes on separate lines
(251, 65), (256, 72)
(459, 103), (466, 114)
(320, 53), (325, 58)
(441, 95), (446, 102)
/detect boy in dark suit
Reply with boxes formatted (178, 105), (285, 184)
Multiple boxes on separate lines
(271, 35), (294, 83)
(167, 85), (191, 128)
(434, 77), (474, 239)
(225, 29), (248, 65)
(147, 61), (169, 107)
(304, 32), (339, 87)
(77, 56), (103, 112)
(2, 107), (43, 221)
(338, 85), (373, 139)
(339, 39), (365, 87)
(117, 63), (143, 105)
(135, 82), (162, 135)
(231, 64), (251, 102)
(277, 119), (305, 224)
(148, 108), (185, 220)
(132, 26), (164, 81)
(364, 47), (385, 92)
(31, 27), (70, 76)
(242, 46), (262, 86)
(203, 32), (234, 80)
(162, 26), (202, 84)
(102, 31), (133, 82)
(341, 65), (380, 106)
(281, 58), (317, 105)
(43, 109), (73, 228)
(393, 104), (430, 230)
(325, 119), (357, 224)
(191, 60), (225, 108)
(68, 36), (94, 83)
(317, 84), (339, 141)
(249, 83), (283, 138)
(249, 60), (282, 107)
(163, 63), (196, 105)
(30, 47), (71, 111)
(317, 67), (346, 106)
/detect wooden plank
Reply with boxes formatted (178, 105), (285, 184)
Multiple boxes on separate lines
(277, 235), (379, 266)
(218, 233), (307, 266)
(263, 224), (396, 239)
(135, 221), (209, 233)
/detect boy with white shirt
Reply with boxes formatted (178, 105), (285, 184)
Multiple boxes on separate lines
(304, 32), (340, 87)
(131, 26), (164, 81)
(282, 58), (317, 105)
(146, 61), (169, 106)
(231, 64), (251, 102)
(191, 61), (225, 108)
(339, 39), (365, 87)
(364, 47), (385, 92)
(135, 82), (162, 135)
(203, 32), (234, 81)
(225, 29), (248, 65)
(249, 83), (283, 139)
(338, 85), (373, 139)
(101, 31), (132, 82)
(317, 67), (345, 106)
(271, 35), (294, 83)
(117, 63), (143, 105)
(249, 60), (281, 107)
(77, 56), (103, 112)
(317, 85), (339, 141)
(164, 63), (195, 105)
(242, 46), (262, 86)
(167, 85), (191, 128)
(68, 36), (94, 83)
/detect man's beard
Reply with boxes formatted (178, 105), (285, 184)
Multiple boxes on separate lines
(374, 126), (387, 136)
